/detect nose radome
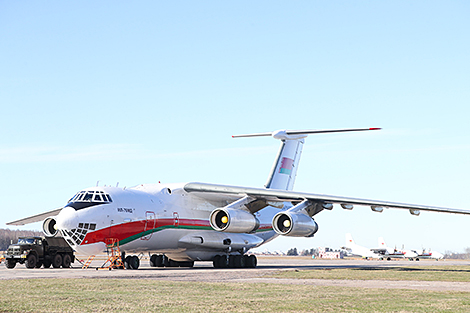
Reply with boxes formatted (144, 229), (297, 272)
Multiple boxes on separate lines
(56, 206), (79, 232)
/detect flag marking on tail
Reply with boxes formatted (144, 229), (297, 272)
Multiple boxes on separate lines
(279, 157), (294, 175)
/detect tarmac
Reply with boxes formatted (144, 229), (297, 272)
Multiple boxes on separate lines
(2, 256), (470, 292)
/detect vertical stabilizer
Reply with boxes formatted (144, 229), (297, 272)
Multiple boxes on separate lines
(264, 131), (305, 190)
(232, 127), (381, 191)
(345, 233), (355, 248)
(378, 237), (386, 249)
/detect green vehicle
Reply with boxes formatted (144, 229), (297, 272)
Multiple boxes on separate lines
(4, 236), (75, 269)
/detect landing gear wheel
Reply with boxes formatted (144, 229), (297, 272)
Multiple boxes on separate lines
(213, 255), (221, 268)
(179, 261), (194, 267)
(156, 255), (164, 267)
(234, 255), (245, 268)
(150, 254), (163, 267)
(168, 259), (179, 267)
(53, 254), (63, 268)
(245, 255), (257, 268)
(124, 256), (132, 269)
(217, 255), (228, 268)
(6, 259), (16, 269)
(130, 255), (140, 269)
(228, 255), (236, 268)
(25, 254), (37, 269)
(62, 254), (72, 268)
(150, 254), (158, 267)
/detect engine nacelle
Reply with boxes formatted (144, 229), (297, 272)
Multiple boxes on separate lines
(209, 208), (260, 233)
(43, 217), (59, 237)
(272, 211), (318, 237)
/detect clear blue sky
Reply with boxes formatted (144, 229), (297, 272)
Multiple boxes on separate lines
(1, 1), (469, 253)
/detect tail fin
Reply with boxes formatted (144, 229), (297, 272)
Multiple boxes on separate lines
(233, 128), (381, 191)
(345, 233), (355, 247)
(378, 237), (387, 248)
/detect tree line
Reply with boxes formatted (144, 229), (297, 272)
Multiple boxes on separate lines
(286, 248), (317, 256)
(0, 229), (42, 251)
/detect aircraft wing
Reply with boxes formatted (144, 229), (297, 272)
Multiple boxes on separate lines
(6, 208), (62, 226)
(184, 182), (470, 216)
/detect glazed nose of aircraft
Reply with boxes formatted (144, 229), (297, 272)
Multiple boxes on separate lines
(55, 206), (98, 247)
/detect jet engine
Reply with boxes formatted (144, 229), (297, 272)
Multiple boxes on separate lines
(210, 208), (260, 233)
(43, 217), (59, 237)
(272, 211), (318, 237)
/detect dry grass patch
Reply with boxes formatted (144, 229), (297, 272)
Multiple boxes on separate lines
(0, 279), (469, 312)
(269, 265), (470, 282)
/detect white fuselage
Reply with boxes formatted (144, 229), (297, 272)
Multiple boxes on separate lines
(54, 183), (280, 261)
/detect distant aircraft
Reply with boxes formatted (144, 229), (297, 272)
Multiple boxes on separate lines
(411, 249), (444, 261)
(343, 233), (380, 259)
(7, 128), (470, 269)
(373, 237), (418, 261)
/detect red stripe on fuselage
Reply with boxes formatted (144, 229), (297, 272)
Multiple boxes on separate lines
(82, 218), (211, 245)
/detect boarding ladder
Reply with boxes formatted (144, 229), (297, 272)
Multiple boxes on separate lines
(82, 255), (96, 269)
(99, 238), (124, 270)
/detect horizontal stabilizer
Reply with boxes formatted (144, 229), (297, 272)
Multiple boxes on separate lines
(232, 128), (381, 138)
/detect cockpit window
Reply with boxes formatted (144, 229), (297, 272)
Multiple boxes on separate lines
(83, 192), (94, 201)
(68, 190), (112, 203)
(66, 190), (113, 210)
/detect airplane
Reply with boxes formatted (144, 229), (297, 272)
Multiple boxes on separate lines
(7, 127), (470, 269)
(412, 249), (444, 261)
(343, 233), (381, 259)
(373, 237), (418, 261)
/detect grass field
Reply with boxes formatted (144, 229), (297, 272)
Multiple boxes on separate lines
(269, 265), (470, 282)
(0, 279), (470, 313)
(1, 265), (470, 312)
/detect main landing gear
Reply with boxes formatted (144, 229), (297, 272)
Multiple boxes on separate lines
(123, 255), (140, 270)
(213, 254), (257, 268)
(149, 254), (194, 268)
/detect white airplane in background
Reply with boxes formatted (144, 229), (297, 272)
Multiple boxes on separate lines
(344, 233), (381, 259)
(373, 237), (418, 261)
(8, 128), (470, 269)
(413, 249), (444, 260)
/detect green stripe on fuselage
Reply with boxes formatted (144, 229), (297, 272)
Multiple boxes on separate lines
(118, 225), (212, 246)
(116, 225), (274, 246)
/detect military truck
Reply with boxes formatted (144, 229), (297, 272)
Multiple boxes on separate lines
(4, 236), (75, 269)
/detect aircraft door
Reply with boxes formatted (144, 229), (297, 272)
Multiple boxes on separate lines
(141, 211), (156, 240)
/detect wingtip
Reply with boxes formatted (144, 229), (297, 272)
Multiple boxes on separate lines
(369, 128), (382, 131)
